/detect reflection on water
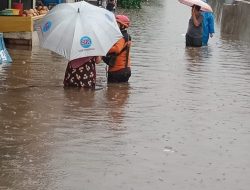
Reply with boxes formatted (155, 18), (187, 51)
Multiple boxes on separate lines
(185, 46), (213, 64)
(104, 83), (130, 129)
(1, 0), (250, 190)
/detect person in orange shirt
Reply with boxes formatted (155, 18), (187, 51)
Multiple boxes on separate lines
(103, 15), (132, 83)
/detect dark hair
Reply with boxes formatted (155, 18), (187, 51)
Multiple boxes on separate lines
(192, 5), (201, 11)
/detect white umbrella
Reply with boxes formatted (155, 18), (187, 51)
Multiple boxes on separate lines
(36, 1), (122, 61)
(178, 0), (213, 12)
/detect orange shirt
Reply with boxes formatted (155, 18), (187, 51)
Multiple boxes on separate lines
(108, 37), (131, 72)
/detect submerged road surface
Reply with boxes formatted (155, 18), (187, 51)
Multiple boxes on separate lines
(1, 0), (250, 189)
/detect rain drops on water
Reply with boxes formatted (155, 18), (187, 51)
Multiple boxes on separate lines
(163, 146), (175, 153)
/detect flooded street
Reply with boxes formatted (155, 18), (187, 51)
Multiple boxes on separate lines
(1, 0), (250, 189)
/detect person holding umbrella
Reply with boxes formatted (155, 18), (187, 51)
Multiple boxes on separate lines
(63, 56), (102, 89)
(35, 1), (123, 88)
(186, 5), (203, 47)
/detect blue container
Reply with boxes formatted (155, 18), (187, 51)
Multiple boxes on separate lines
(43, 0), (62, 6)
(0, 33), (12, 64)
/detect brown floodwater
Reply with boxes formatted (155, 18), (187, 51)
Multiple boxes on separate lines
(1, 0), (250, 189)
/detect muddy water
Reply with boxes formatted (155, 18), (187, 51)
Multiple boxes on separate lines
(1, 0), (250, 190)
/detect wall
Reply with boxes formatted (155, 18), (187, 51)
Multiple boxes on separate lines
(221, 0), (250, 41)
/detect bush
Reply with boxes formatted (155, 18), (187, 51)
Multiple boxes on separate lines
(117, 0), (142, 9)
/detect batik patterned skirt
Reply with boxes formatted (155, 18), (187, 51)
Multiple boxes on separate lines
(63, 59), (96, 88)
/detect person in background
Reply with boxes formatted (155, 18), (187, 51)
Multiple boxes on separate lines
(36, 0), (44, 6)
(186, 5), (203, 47)
(202, 0), (215, 46)
(64, 56), (102, 89)
(103, 15), (132, 83)
(101, 0), (107, 8)
(106, 0), (116, 13)
(97, 0), (103, 7)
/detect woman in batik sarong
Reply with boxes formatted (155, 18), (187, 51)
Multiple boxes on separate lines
(63, 56), (102, 89)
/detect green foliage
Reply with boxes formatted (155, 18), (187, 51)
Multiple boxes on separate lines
(117, 0), (142, 9)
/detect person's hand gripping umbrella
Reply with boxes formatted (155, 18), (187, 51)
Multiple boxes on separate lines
(178, 0), (213, 12)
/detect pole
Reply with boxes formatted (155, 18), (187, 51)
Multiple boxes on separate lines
(8, 0), (12, 8)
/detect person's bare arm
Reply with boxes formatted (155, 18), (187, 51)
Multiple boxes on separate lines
(192, 9), (202, 27)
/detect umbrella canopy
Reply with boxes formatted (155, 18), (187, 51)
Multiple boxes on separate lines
(178, 0), (213, 12)
(36, 1), (123, 61)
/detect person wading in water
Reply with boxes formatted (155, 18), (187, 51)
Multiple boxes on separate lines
(186, 5), (203, 47)
(103, 15), (132, 83)
(64, 56), (102, 89)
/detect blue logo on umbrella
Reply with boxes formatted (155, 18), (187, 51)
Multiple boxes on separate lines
(80, 36), (92, 48)
(42, 21), (52, 32)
